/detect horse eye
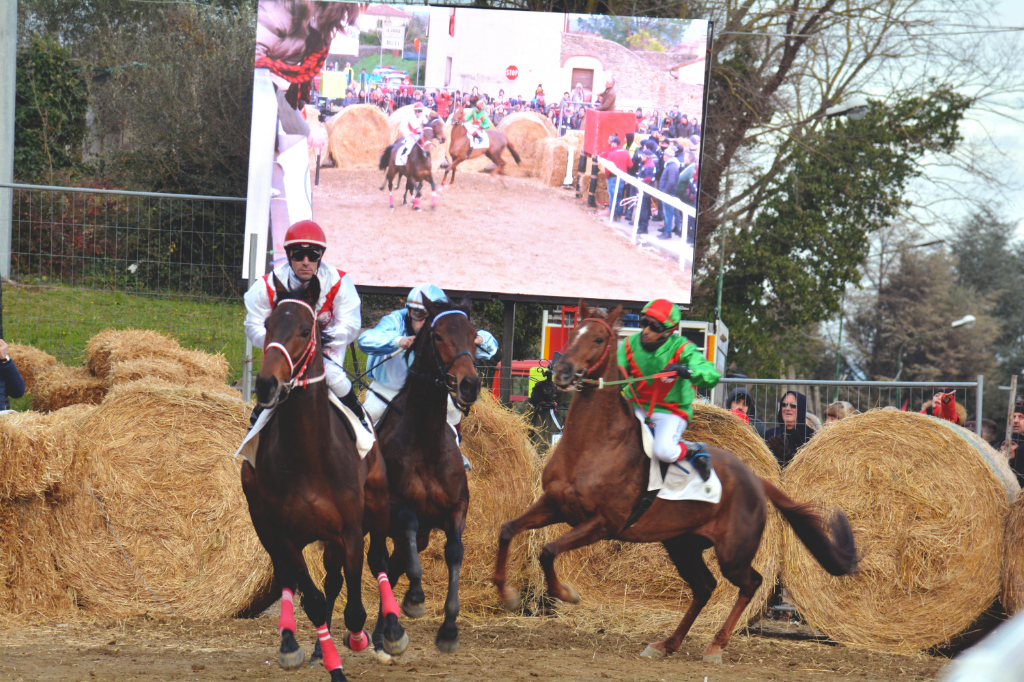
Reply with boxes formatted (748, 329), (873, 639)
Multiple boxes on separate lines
(301, 329), (310, 338)
(595, 337), (604, 344)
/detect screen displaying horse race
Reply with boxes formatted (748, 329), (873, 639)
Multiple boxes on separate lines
(249, 1), (712, 306)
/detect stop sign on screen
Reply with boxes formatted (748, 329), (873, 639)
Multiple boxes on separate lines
(506, 65), (519, 80)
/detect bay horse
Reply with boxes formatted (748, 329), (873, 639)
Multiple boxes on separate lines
(492, 301), (860, 664)
(372, 295), (480, 657)
(379, 115), (445, 210)
(441, 106), (521, 187)
(241, 275), (408, 682)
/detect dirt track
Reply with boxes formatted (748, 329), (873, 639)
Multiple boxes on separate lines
(0, 613), (945, 681)
(312, 169), (692, 304)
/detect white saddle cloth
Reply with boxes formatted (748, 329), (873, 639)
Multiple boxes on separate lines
(395, 139), (414, 166)
(469, 130), (490, 150)
(235, 392), (375, 468)
(635, 407), (722, 504)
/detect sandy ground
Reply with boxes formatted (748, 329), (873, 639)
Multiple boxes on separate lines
(0, 613), (946, 682)
(312, 169), (692, 304)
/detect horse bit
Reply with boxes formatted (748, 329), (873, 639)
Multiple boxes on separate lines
(264, 299), (326, 390)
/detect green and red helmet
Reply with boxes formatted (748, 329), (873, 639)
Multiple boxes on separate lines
(641, 299), (681, 327)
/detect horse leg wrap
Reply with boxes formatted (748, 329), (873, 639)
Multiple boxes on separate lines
(278, 588), (297, 635)
(347, 630), (369, 653)
(317, 625), (343, 671)
(388, 190), (394, 208)
(377, 574), (401, 618)
(431, 191), (438, 206)
(413, 196), (420, 209)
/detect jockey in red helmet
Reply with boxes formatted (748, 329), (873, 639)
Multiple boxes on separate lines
(617, 299), (721, 481)
(243, 220), (367, 426)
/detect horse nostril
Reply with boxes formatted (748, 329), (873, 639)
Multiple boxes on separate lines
(459, 376), (480, 401)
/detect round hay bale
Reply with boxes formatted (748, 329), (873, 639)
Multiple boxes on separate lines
(51, 380), (274, 619)
(327, 104), (391, 170)
(108, 357), (234, 397)
(86, 329), (229, 386)
(548, 402), (782, 637)
(496, 112), (555, 178)
(86, 329), (181, 378)
(781, 410), (1020, 652)
(562, 130), (584, 152)
(0, 404), (94, 500)
(388, 104), (415, 143)
(1003, 490), (1024, 615)
(6, 344), (58, 393)
(31, 366), (107, 412)
(0, 497), (77, 619)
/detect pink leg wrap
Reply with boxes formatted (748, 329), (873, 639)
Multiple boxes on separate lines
(377, 574), (400, 618)
(348, 629), (369, 652)
(278, 588), (296, 635)
(431, 191), (438, 205)
(413, 196), (420, 209)
(317, 625), (342, 671)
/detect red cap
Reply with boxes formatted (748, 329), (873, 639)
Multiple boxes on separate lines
(283, 220), (327, 249)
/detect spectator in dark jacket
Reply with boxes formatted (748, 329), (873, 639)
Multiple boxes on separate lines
(726, 387), (765, 438)
(764, 391), (813, 467)
(0, 339), (26, 411)
(656, 146), (681, 240)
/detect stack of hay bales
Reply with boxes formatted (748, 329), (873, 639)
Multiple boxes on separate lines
(327, 104), (391, 170)
(1003, 490), (1024, 616)
(31, 366), (108, 412)
(6, 344), (58, 393)
(496, 112), (555, 178)
(782, 410), (1020, 652)
(548, 403), (783, 636)
(534, 137), (575, 187)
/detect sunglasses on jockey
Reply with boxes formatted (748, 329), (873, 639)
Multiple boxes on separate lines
(407, 306), (429, 321)
(640, 316), (673, 334)
(288, 246), (324, 263)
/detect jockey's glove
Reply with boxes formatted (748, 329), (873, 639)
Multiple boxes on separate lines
(664, 363), (692, 379)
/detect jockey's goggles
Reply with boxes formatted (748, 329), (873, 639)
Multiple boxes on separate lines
(640, 317), (670, 334)
(288, 247), (324, 263)
(407, 306), (429, 321)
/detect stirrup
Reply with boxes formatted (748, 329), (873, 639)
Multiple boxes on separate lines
(684, 442), (711, 482)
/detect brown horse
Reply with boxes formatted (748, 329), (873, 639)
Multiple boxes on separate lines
(440, 106), (521, 187)
(241, 275), (408, 682)
(379, 116), (445, 210)
(372, 295), (480, 657)
(492, 301), (859, 664)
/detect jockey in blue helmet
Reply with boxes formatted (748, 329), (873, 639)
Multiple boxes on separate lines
(358, 284), (498, 471)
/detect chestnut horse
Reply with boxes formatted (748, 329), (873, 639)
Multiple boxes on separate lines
(241, 276), (408, 682)
(492, 301), (859, 664)
(373, 295), (481, 657)
(441, 106), (521, 186)
(379, 116), (445, 210)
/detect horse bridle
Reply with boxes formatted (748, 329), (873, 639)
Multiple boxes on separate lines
(263, 299), (325, 390)
(407, 309), (476, 415)
(568, 317), (616, 389)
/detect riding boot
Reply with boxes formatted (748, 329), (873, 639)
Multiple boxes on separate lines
(684, 441), (712, 482)
(340, 388), (371, 431)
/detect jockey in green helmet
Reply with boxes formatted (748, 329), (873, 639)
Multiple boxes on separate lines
(464, 100), (493, 152)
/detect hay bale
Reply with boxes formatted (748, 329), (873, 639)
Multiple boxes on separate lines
(6, 344), (58, 393)
(535, 138), (574, 187)
(86, 329), (181, 378)
(1003, 491), (1024, 615)
(781, 410), (1020, 652)
(496, 112), (555, 178)
(546, 402), (783, 637)
(327, 104), (391, 170)
(50, 380), (273, 619)
(31, 365), (107, 412)
(0, 498), (78, 619)
(86, 329), (229, 386)
(0, 405), (94, 500)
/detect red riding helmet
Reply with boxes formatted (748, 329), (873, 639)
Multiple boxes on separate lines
(283, 220), (327, 250)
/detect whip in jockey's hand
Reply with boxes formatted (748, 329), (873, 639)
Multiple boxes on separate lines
(618, 299), (721, 482)
(243, 220), (369, 429)
(358, 284), (499, 471)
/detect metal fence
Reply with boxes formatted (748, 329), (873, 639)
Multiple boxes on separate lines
(0, 183), (250, 382)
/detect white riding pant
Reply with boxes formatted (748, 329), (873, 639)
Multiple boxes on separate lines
(649, 412), (688, 463)
(324, 357), (352, 399)
(362, 380), (463, 427)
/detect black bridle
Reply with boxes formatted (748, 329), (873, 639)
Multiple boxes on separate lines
(407, 309), (476, 416)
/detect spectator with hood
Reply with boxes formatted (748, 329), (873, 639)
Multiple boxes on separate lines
(726, 387), (765, 438)
(764, 391), (813, 467)
(0, 339), (25, 413)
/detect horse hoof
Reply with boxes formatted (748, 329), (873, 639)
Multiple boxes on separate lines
(703, 653), (723, 665)
(502, 593), (522, 612)
(383, 631), (409, 657)
(278, 645), (305, 670)
(389, 205), (394, 210)
(435, 634), (459, 654)
(640, 645), (665, 659)
(373, 648), (393, 665)
(562, 585), (581, 604)
(402, 602), (426, 619)
(329, 669), (349, 682)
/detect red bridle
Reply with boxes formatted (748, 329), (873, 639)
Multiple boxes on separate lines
(577, 317), (616, 378)
(263, 299), (325, 389)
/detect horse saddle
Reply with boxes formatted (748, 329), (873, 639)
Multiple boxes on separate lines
(470, 131), (490, 150)
(395, 139), (414, 166)
(235, 393), (375, 468)
(634, 407), (722, 504)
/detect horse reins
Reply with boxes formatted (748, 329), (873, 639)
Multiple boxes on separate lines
(264, 299), (326, 389)
(407, 309), (476, 416)
(572, 318), (678, 389)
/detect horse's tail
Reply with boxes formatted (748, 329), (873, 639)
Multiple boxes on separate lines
(505, 138), (521, 165)
(379, 144), (393, 171)
(761, 478), (860, 577)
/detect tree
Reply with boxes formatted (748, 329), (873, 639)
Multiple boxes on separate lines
(574, 15), (685, 50)
(13, 37), (90, 184)
(699, 88), (969, 374)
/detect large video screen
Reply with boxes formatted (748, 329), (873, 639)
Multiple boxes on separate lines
(248, 1), (712, 306)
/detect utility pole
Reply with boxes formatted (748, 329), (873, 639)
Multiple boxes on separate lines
(0, 1), (17, 280)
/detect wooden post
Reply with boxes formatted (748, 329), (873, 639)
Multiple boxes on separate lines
(499, 300), (515, 407)
(575, 152), (587, 197)
(587, 155), (599, 208)
(1005, 374), (1018, 453)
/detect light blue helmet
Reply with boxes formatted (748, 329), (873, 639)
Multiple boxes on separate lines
(407, 283), (447, 311)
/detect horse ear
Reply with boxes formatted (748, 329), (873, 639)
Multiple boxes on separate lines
(458, 294), (472, 316)
(607, 305), (623, 328)
(577, 299), (590, 320)
(422, 296), (439, 318)
(273, 273), (288, 297)
(302, 274), (321, 308)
